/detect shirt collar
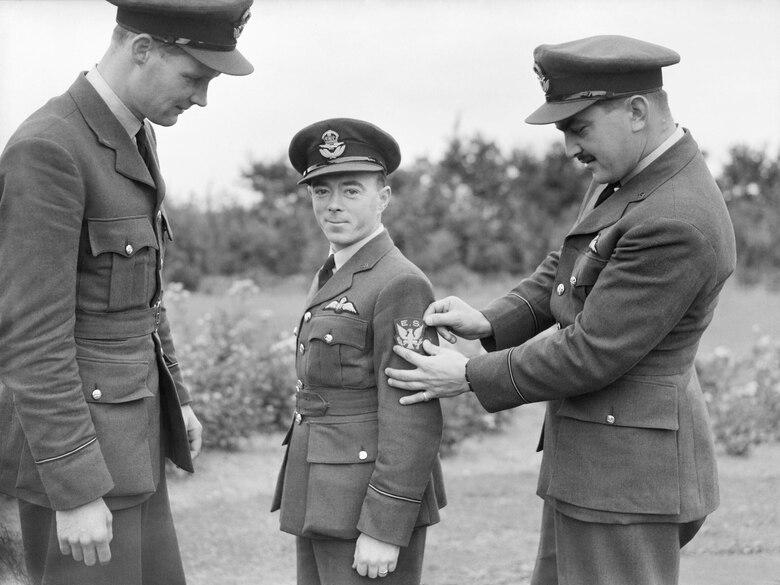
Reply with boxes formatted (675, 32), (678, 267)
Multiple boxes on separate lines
(331, 224), (385, 272)
(85, 66), (143, 140)
(621, 125), (685, 185)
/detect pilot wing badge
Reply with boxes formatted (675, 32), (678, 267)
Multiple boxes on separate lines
(324, 296), (359, 315)
(394, 318), (426, 353)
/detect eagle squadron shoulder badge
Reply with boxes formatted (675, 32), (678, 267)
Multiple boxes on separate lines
(394, 318), (426, 353)
(319, 129), (346, 160)
(324, 296), (358, 315)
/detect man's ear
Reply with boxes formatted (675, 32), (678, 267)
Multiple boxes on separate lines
(379, 185), (391, 212)
(129, 33), (155, 65)
(628, 95), (650, 131)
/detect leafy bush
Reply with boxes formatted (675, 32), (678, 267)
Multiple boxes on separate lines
(697, 336), (780, 456)
(174, 281), (296, 450)
(0, 495), (25, 584)
(440, 392), (512, 457)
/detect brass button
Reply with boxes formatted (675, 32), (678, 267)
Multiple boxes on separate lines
(556, 283), (565, 295)
(358, 450), (368, 461)
(323, 333), (334, 344)
(605, 414), (615, 424)
(299, 343), (305, 355)
(296, 379), (304, 391)
(91, 389), (103, 400)
(293, 326), (298, 336)
(125, 244), (134, 255)
(303, 312), (312, 323)
(295, 412), (302, 424)
(569, 276), (577, 286)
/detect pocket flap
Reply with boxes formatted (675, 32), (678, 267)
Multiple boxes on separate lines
(87, 216), (158, 257)
(571, 252), (608, 287)
(307, 418), (378, 464)
(556, 377), (679, 430)
(308, 316), (367, 350)
(78, 357), (153, 403)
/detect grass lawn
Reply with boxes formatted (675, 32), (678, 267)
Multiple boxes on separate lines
(166, 402), (780, 585)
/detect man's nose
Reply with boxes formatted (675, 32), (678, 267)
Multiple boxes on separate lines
(191, 83), (209, 108)
(563, 134), (581, 158)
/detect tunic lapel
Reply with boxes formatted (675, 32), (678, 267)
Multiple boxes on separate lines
(69, 74), (156, 190)
(304, 231), (395, 308)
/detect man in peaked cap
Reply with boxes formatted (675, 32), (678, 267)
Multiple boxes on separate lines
(0, 1), (253, 584)
(271, 118), (446, 584)
(387, 35), (736, 584)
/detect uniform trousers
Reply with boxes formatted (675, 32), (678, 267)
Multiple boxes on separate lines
(530, 500), (705, 585)
(296, 527), (427, 585)
(18, 471), (185, 585)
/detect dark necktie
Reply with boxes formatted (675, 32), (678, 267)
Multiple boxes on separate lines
(136, 127), (152, 171)
(594, 182), (620, 208)
(317, 255), (336, 289)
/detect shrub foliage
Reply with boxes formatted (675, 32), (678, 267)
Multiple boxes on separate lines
(697, 337), (780, 456)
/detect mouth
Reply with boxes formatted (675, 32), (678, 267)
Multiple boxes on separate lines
(577, 155), (596, 165)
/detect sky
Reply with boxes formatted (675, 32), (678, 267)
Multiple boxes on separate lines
(1, 0), (778, 206)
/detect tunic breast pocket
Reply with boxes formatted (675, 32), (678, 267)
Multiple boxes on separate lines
(85, 216), (159, 311)
(570, 251), (608, 302)
(306, 317), (368, 388)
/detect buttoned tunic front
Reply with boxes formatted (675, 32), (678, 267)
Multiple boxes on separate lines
(0, 73), (192, 512)
(272, 231), (446, 547)
(468, 131), (736, 524)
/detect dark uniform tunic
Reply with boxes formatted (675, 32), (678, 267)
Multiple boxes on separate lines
(272, 230), (446, 548)
(0, 73), (192, 513)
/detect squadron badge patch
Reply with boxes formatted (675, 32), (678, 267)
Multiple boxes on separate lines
(323, 296), (359, 315)
(394, 318), (426, 353)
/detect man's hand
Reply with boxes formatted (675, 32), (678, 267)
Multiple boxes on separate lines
(181, 404), (203, 459)
(423, 296), (492, 344)
(386, 340), (471, 404)
(55, 497), (113, 566)
(352, 533), (400, 579)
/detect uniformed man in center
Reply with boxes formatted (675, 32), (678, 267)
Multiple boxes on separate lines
(271, 118), (446, 583)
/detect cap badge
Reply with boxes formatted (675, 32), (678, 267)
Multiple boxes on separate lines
(324, 297), (359, 315)
(533, 62), (550, 93)
(234, 8), (251, 39)
(319, 130), (346, 160)
(394, 318), (426, 353)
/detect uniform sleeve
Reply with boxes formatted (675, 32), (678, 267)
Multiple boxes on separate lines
(469, 217), (717, 412)
(356, 271), (442, 547)
(480, 248), (560, 351)
(0, 137), (114, 509)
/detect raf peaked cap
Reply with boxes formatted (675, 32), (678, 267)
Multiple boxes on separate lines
(107, 0), (254, 75)
(289, 118), (401, 185)
(525, 35), (680, 125)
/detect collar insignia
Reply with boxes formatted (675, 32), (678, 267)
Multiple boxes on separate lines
(319, 130), (346, 160)
(588, 233), (601, 255)
(533, 62), (550, 94)
(324, 296), (358, 315)
(394, 318), (425, 353)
